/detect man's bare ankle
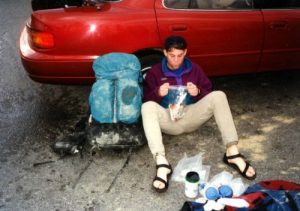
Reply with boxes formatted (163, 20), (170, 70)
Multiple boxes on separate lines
(155, 154), (169, 165)
(226, 144), (239, 155)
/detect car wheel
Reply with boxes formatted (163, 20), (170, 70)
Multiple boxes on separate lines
(139, 54), (163, 78)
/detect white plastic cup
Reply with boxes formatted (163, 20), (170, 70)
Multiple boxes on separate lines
(185, 171), (200, 198)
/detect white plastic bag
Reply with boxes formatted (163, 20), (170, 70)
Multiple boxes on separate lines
(209, 171), (233, 187)
(171, 153), (210, 183)
(200, 171), (248, 198)
(230, 177), (248, 197)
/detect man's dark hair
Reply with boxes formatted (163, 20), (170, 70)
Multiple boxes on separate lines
(164, 36), (187, 52)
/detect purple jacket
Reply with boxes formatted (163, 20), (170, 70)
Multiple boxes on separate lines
(143, 58), (212, 106)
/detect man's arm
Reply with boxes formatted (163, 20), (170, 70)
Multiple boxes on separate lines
(191, 64), (213, 102)
(143, 69), (164, 103)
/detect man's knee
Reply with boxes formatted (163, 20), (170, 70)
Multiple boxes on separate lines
(208, 90), (228, 104)
(141, 101), (158, 115)
(211, 90), (226, 99)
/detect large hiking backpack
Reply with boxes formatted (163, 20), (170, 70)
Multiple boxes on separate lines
(225, 180), (300, 211)
(52, 53), (145, 154)
(89, 53), (142, 124)
(87, 53), (145, 149)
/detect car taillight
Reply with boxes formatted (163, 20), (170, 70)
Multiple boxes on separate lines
(27, 27), (54, 49)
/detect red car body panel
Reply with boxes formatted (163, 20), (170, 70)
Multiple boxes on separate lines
(155, 1), (264, 76)
(259, 9), (300, 72)
(20, 0), (161, 84)
(19, 0), (300, 84)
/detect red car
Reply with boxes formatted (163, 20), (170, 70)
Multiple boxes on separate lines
(20, 0), (300, 84)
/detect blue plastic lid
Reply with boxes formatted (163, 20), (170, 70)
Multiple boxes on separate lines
(205, 186), (220, 200)
(219, 185), (233, 198)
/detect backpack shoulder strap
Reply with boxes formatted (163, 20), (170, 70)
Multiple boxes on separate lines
(285, 191), (298, 211)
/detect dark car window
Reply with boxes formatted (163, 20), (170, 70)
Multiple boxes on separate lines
(261, 0), (300, 9)
(163, 0), (253, 9)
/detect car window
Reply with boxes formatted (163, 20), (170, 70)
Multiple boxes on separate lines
(260, 0), (300, 9)
(163, 0), (253, 9)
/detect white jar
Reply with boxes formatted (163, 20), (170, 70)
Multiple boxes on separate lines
(185, 171), (200, 198)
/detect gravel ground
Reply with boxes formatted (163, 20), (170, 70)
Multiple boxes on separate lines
(0, 1), (299, 210)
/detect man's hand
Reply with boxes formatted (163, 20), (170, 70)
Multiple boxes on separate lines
(187, 82), (199, 96)
(158, 83), (170, 97)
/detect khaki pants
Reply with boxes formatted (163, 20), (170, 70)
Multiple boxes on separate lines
(141, 91), (238, 157)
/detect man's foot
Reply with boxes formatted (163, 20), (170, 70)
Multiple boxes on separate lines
(153, 155), (172, 192)
(224, 145), (256, 180)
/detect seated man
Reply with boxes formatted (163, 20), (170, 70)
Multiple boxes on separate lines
(141, 35), (256, 193)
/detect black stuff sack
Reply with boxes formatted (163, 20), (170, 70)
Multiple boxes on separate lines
(86, 120), (145, 150)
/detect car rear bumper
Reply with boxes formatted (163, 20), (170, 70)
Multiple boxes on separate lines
(19, 27), (96, 85)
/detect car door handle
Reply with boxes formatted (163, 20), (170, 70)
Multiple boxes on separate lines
(269, 21), (288, 29)
(170, 24), (188, 32)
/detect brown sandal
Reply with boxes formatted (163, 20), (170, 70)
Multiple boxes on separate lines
(152, 164), (173, 193)
(223, 153), (256, 180)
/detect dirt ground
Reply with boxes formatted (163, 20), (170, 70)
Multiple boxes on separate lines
(1, 70), (300, 211)
(0, 1), (299, 210)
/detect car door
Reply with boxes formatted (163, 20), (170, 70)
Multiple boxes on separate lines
(155, 0), (264, 76)
(258, 0), (300, 72)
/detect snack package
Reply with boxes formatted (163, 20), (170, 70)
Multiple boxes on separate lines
(168, 85), (187, 121)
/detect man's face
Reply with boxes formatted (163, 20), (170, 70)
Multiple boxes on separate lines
(164, 48), (187, 70)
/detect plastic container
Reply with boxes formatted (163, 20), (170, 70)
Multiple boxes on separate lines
(205, 185), (220, 200)
(219, 185), (233, 198)
(185, 171), (200, 198)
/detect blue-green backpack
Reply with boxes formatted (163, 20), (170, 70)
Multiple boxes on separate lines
(89, 53), (142, 124)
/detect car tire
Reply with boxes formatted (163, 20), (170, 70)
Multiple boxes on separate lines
(139, 54), (163, 78)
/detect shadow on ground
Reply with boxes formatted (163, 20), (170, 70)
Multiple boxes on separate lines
(1, 70), (300, 211)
